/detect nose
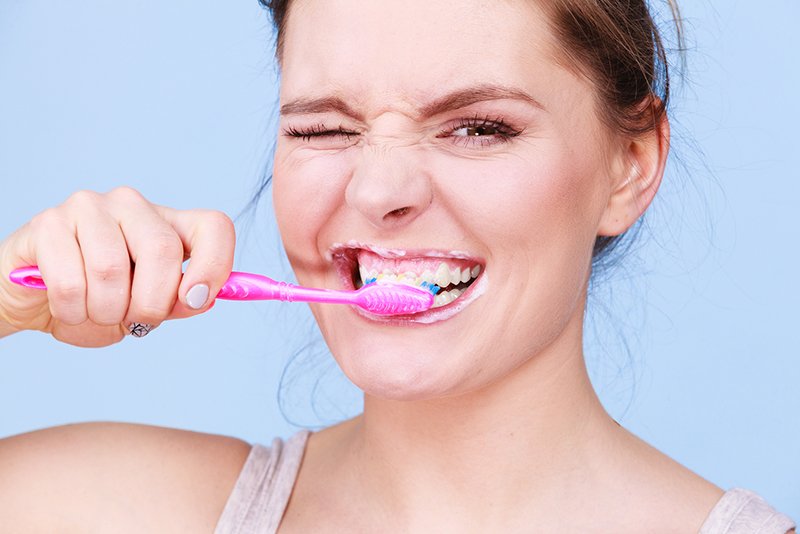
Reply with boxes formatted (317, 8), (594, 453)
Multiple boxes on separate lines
(344, 144), (433, 229)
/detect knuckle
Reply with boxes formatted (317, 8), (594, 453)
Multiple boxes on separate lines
(204, 210), (236, 237)
(150, 233), (184, 263)
(206, 210), (233, 231)
(87, 258), (129, 281)
(49, 279), (85, 302)
(67, 189), (100, 207)
(28, 210), (47, 229)
(48, 283), (87, 325)
(204, 255), (225, 269)
(108, 185), (144, 203)
(30, 208), (67, 231)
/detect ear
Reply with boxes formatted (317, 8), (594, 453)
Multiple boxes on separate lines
(597, 106), (670, 237)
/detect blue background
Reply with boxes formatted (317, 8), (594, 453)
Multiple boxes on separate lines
(1, 1), (797, 517)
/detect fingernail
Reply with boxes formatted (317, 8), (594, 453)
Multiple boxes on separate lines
(128, 323), (155, 338)
(186, 284), (210, 310)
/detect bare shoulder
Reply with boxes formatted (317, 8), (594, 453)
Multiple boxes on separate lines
(609, 427), (725, 532)
(0, 421), (252, 533)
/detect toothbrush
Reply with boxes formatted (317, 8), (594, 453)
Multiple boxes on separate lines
(8, 266), (437, 316)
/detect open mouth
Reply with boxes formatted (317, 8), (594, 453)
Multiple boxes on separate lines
(330, 243), (485, 313)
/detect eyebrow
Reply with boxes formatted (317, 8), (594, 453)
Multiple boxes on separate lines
(279, 83), (545, 121)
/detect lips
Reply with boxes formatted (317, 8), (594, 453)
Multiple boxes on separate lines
(329, 242), (487, 323)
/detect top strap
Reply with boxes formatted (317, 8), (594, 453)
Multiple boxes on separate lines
(214, 430), (311, 534)
(699, 488), (795, 534)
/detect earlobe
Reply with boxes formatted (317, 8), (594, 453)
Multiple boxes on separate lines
(597, 110), (670, 237)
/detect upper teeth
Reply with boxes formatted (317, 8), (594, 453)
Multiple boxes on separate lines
(435, 263), (450, 287)
(358, 261), (482, 308)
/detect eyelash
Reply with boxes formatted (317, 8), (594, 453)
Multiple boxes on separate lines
(442, 115), (523, 147)
(285, 122), (356, 143)
(282, 114), (523, 148)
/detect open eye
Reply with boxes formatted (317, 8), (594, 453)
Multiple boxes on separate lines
(452, 123), (500, 137)
(439, 115), (523, 147)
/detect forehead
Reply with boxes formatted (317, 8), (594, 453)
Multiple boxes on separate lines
(279, 0), (566, 112)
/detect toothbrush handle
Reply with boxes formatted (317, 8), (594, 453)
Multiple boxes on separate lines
(200, 271), (358, 306)
(7, 266), (46, 290)
(8, 267), (358, 305)
(216, 272), (288, 300)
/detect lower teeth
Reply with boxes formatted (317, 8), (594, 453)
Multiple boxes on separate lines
(433, 288), (462, 308)
(354, 271), (473, 309)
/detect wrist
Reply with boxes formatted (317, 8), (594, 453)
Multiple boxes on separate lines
(0, 317), (20, 339)
(0, 278), (21, 340)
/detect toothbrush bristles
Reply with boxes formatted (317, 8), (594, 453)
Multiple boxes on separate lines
(363, 278), (440, 295)
(420, 281), (441, 295)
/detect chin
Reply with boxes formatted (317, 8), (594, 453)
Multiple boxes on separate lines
(331, 338), (470, 402)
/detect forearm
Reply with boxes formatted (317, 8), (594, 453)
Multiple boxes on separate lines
(0, 281), (21, 339)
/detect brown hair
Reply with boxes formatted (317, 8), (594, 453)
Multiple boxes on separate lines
(255, 0), (685, 264)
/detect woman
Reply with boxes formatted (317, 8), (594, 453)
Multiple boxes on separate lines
(0, 0), (794, 532)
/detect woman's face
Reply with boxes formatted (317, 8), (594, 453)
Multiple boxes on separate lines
(273, 0), (628, 400)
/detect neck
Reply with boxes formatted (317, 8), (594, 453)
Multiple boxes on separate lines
(336, 304), (620, 529)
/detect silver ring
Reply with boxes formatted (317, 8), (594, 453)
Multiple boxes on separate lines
(128, 323), (155, 338)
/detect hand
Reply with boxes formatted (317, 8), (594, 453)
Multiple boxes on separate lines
(0, 187), (235, 347)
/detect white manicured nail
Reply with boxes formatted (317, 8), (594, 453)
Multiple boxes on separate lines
(186, 284), (210, 310)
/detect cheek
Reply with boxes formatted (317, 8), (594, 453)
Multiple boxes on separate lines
(273, 146), (351, 274)
(440, 145), (606, 349)
(435, 145), (606, 252)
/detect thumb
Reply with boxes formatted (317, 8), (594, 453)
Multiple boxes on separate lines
(165, 295), (218, 321)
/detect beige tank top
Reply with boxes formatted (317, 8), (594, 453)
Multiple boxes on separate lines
(214, 430), (795, 534)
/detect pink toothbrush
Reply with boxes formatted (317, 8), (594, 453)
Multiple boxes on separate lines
(8, 266), (436, 316)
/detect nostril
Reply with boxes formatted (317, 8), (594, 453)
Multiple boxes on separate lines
(387, 206), (410, 218)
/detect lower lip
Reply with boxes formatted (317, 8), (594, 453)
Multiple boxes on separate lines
(334, 258), (488, 325)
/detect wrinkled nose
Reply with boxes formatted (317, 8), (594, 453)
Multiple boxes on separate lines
(344, 144), (432, 229)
